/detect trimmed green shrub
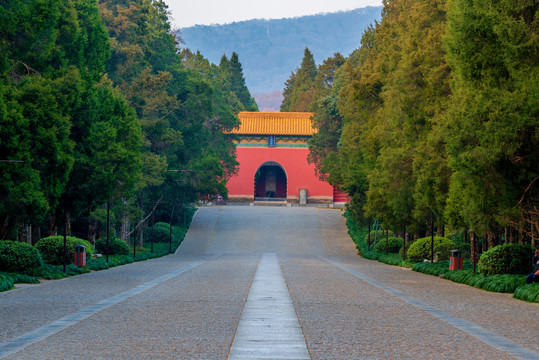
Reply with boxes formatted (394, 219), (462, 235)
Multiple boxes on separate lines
(375, 236), (403, 253)
(406, 236), (455, 262)
(95, 237), (129, 255)
(35, 236), (94, 265)
(478, 243), (534, 276)
(0, 240), (44, 273)
(144, 222), (171, 243)
(365, 230), (393, 245)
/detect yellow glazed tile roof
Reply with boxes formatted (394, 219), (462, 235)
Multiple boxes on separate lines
(232, 112), (315, 136)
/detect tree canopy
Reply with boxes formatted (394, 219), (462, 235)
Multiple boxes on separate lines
(306, 0), (538, 247)
(0, 0), (257, 242)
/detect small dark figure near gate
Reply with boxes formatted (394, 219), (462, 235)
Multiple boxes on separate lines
(525, 249), (539, 284)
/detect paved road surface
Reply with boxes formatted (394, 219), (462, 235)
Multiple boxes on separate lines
(0, 206), (537, 359)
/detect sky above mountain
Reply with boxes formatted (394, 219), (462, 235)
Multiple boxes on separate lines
(163, 0), (382, 28)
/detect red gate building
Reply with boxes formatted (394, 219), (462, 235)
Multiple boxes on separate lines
(227, 112), (346, 205)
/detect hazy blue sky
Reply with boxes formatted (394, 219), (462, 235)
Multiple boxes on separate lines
(163, 0), (383, 28)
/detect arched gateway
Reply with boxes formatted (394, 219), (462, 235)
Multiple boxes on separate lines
(226, 112), (344, 205)
(254, 161), (287, 199)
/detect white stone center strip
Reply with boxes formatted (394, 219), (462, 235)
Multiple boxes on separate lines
(228, 253), (310, 360)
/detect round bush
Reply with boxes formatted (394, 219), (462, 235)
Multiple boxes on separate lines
(0, 240), (44, 273)
(144, 222), (171, 243)
(406, 236), (455, 262)
(478, 243), (534, 276)
(95, 237), (129, 255)
(365, 230), (393, 245)
(375, 236), (403, 253)
(35, 236), (94, 265)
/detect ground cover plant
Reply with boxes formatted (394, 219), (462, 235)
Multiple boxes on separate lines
(513, 283), (539, 303)
(345, 211), (539, 303)
(346, 213), (415, 268)
(1, 215), (193, 292)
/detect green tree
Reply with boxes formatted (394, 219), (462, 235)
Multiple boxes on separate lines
(280, 47), (317, 111)
(0, 0), (135, 239)
(307, 53), (345, 180)
(443, 0), (539, 244)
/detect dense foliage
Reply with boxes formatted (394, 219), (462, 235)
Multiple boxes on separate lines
(478, 244), (534, 276)
(0, 0), (255, 247)
(143, 222), (170, 243)
(374, 236), (403, 254)
(35, 236), (93, 265)
(406, 236), (455, 262)
(0, 240), (43, 273)
(299, 0), (538, 254)
(95, 237), (130, 256)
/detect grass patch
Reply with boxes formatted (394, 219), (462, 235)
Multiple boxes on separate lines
(513, 283), (539, 303)
(344, 211), (536, 302)
(0, 273), (15, 291)
(413, 261), (474, 276)
(378, 253), (415, 268)
(443, 269), (526, 294)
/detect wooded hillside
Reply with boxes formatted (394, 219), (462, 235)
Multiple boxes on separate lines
(179, 7), (382, 109)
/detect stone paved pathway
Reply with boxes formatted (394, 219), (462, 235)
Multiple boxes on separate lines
(0, 206), (537, 359)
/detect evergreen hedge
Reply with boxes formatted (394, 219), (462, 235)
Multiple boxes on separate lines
(0, 240), (44, 273)
(95, 237), (130, 255)
(478, 244), (534, 276)
(35, 236), (94, 265)
(375, 236), (403, 253)
(406, 236), (455, 262)
(143, 222), (171, 243)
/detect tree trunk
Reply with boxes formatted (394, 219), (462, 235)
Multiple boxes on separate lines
(32, 224), (40, 245)
(402, 226), (407, 260)
(487, 229), (496, 248)
(18, 222), (23, 242)
(25, 224), (32, 244)
(66, 213), (71, 236)
(49, 214), (57, 236)
(471, 230), (478, 273)
(120, 198), (129, 243)
(88, 218), (99, 245)
(137, 222), (144, 247)
(437, 226), (445, 238)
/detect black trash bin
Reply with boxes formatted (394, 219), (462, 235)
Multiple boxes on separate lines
(74, 245), (86, 267)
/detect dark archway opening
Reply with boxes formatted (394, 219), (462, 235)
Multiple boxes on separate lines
(254, 162), (287, 200)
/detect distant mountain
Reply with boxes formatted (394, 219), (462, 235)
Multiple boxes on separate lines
(178, 6), (382, 111)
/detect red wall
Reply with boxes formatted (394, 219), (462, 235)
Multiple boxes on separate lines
(227, 147), (333, 200)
